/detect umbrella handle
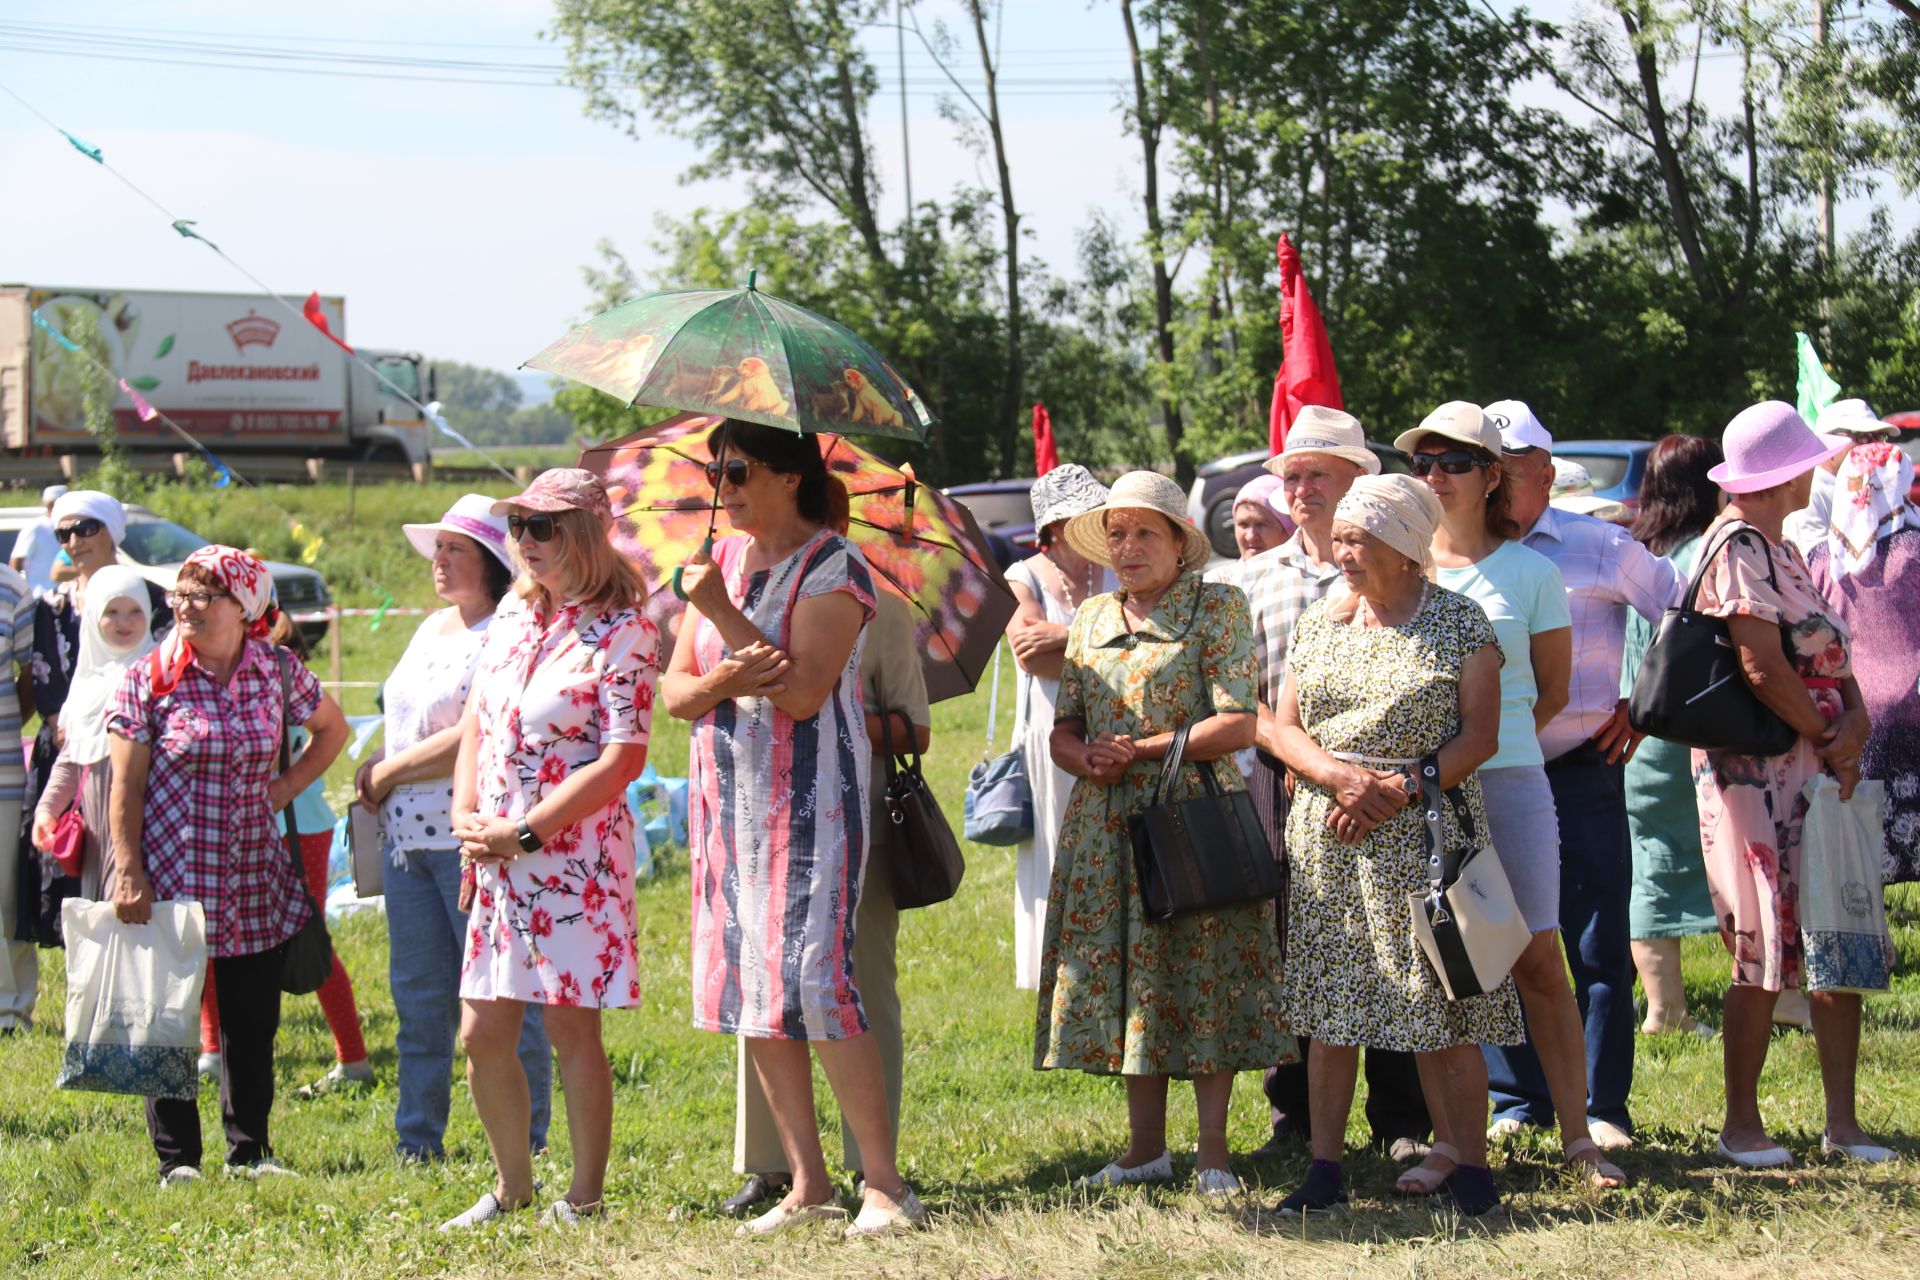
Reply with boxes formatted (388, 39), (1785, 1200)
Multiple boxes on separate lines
(671, 536), (715, 602)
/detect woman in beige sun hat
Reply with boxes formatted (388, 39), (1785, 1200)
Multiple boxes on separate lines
(1036, 470), (1295, 1199)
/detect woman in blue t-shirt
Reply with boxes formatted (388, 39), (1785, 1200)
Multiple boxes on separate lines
(1397, 401), (1627, 1191)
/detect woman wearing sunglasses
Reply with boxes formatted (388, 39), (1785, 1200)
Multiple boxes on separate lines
(663, 420), (927, 1238)
(16, 490), (172, 951)
(441, 469), (659, 1230)
(1400, 403), (1626, 1190)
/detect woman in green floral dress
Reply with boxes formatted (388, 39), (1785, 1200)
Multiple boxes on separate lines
(1035, 472), (1295, 1198)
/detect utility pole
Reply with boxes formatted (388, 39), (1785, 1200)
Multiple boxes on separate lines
(1813, 0), (1835, 339)
(897, 0), (913, 233)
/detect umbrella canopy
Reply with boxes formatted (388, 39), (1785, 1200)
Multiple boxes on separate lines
(527, 284), (936, 443)
(582, 412), (1015, 703)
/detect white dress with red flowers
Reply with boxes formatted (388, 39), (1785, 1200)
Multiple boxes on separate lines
(460, 594), (659, 1008)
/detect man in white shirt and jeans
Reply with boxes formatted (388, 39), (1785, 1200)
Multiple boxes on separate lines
(1480, 401), (1682, 1149)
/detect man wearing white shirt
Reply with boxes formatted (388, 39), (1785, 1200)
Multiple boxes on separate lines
(8, 485), (67, 595)
(1480, 401), (1682, 1150)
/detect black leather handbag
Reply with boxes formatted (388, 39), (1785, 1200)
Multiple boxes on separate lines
(878, 713), (967, 910)
(1627, 522), (1798, 758)
(1128, 723), (1283, 922)
(274, 651), (333, 996)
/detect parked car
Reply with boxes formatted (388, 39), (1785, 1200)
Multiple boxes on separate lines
(1187, 442), (1411, 559)
(1551, 440), (1656, 517)
(944, 478), (1038, 572)
(0, 503), (333, 647)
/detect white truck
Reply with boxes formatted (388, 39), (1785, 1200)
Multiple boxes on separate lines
(0, 284), (436, 480)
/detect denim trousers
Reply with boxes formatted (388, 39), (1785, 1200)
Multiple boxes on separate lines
(1481, 742), (1637, 1131)
(385, 847), (551, 1159)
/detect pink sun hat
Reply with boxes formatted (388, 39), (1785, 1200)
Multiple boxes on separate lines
(1708, 400), (1849, 494)
(489, 467), (614, 524)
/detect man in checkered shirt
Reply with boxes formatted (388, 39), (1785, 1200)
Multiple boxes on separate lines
(1238, 406), (1432, 1163)
(1479, 400), (1682, 1153)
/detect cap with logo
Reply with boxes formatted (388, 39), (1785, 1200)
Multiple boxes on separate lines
(1393, 401), (1504, 457)
(1484, 399), (1553, 454)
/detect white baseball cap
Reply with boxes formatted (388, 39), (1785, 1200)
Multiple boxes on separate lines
(1485, 399), (1553, 453)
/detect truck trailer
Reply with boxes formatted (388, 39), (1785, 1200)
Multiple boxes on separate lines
(0, 284), (435, 482)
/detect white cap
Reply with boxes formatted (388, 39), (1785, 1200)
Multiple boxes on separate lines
(41, 484), (69, 506)
(1550, 458), (1593, 498)
(1816, 397), (1897, 441)
(1485, 399), (1553, 453)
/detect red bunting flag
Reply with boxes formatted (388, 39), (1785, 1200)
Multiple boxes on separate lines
(1032, 402), (1058, 476)
(1268, 234), (1342, 453)
(302, 291), (354, 354)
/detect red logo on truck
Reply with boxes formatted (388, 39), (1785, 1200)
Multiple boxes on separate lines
(226, 312), (280, 352)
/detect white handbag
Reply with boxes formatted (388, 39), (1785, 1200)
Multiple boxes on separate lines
(348, 803), (385, 898)
(1799, 775), (1893, 993)
(1406, 758), (1531, 1001)
(56, 899), (208, 1100)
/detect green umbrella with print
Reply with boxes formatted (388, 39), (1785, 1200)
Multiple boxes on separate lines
(523, 275), (935, 443)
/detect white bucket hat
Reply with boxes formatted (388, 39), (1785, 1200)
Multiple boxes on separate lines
(402, 493), (516, 573)
(1263, 405), (1381, 475)
(1816, 397), (1897, 443)
(1063, 471), (1214, 570)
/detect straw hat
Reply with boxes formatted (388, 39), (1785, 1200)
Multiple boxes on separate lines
(1062, 471), (1213, 570)
(1262, 405), (1381, 475)
(1710, 401), (1848, 494)
(403, 493), (516, 574)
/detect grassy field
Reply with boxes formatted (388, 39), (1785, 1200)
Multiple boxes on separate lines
(4, 477), (1920, 1278)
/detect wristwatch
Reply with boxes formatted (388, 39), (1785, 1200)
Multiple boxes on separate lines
(516, 817), (543, 854)
(1401, 771), (1420, 799)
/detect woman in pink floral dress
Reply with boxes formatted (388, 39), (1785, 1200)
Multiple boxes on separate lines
(1691, 404), (1886, 1170)
(442, 470), (659, 1230)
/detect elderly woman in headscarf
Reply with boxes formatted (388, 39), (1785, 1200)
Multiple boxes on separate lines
(106, 545), (347, 1184)
(1807, 435), (1920, 883)
(17, 491), (171, 946)
(30, 565), (156, 902)
(1269, 474), (1521, 1218)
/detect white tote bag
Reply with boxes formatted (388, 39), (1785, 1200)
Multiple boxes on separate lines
(1799, 776), (1894, 994)
(56, 899), (208, 1100)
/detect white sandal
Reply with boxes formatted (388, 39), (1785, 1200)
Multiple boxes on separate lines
(1566, 1137), (1628, 1188)
(1394, 1141), (1459, 1196)
(735, 1200), (846, 1238)
(438, 1190), (533, 1232)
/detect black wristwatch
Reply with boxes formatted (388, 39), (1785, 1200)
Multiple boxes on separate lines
(1401, 771), (1420, 799)
(516, 817), (543, 854)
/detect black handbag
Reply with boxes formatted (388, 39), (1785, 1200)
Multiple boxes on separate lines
(274, 651), (333, 996)
(1627, 521), (1798, 757)
(1128, 723), (1283, 921)
(878, 711), (966, 910)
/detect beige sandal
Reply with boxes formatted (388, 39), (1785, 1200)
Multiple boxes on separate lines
(1394, 1141), (1459, 1196)
(1566, 1138), (1628, 1189)
(736, 1199), (847, 1238)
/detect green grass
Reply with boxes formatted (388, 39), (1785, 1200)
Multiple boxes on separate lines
(5, 478), (1920, 1277)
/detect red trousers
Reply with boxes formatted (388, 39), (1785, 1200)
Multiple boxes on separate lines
(202, 830), (366, 1064)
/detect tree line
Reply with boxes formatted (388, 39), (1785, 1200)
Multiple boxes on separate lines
(540, 0), (1920, 486)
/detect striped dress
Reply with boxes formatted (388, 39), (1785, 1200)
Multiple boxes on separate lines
(688, 530), (877, 1040)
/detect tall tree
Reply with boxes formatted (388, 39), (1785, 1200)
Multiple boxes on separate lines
(1120, 0), (1190, 485)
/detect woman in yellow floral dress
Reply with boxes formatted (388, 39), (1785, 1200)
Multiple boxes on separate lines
(1035, 472), (1295, 1198)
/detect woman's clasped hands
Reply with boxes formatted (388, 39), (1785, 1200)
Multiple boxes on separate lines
(1325, 763), (1411, 846)
(1078, 732), (1138, 785)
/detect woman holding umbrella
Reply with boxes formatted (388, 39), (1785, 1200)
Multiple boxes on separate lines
(664, 419), (927, 1237)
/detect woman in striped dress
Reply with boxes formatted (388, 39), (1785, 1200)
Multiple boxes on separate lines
(665, 420), (926, 1238)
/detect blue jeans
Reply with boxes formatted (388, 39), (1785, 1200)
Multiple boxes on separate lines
(1482, 743), (1636, 1131)
(386, 846), (551, 1160)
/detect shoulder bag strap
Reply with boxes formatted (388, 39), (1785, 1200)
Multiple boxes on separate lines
(1416, 755), (1477, 896)
(277, 647), (300, 845)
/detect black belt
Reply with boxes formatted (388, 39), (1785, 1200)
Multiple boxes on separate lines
(1544, 739), (1608, 771)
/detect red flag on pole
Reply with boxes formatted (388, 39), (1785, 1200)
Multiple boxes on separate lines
(303, 291), (354, 354)
(1268, 234), (1341, 453)
(1032, 402), (1058, 476)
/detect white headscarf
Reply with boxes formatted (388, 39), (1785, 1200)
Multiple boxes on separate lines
(49, 489), (127, 545)
(60, 565), (156, 766)
(1827, 441), (1918, 577)
(1333, 473), (1445, 574)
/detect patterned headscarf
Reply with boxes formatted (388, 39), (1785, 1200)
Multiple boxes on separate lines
(1827, 441), (1917, 577)
(149, 545), (279, 695)
(1028, 464), (1110, 533)
(1333, 474), (1445, 574)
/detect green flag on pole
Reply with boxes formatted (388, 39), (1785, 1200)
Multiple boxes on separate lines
(1795, 331), (1842, 427)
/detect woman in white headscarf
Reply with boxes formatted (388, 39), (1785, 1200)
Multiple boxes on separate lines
(31, 566), (156, 901)
(1807, 440), (1920, 883)
(17, 491), (169, 945)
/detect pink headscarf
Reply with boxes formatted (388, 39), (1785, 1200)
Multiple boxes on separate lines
(149, 545), (279, 695)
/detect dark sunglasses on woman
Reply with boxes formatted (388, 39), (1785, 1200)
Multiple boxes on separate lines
(1410, 451), (1491, 478)
(506, 513), (557, 543)
(54, 518), (106, 543)
(703, 458), (772, 488)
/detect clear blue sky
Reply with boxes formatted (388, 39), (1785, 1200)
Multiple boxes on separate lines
(0, 2), (1893, 379)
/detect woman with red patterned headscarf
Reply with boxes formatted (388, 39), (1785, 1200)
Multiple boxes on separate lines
(106, 545), (348, 1186)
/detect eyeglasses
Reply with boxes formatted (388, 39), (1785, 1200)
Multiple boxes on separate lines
(703, 458), (772, 488)
(165, 589), (231, 610)
(54, 518), (106, 543)
(506, 513), (557, 543)
(1410, 451), (1492, 478)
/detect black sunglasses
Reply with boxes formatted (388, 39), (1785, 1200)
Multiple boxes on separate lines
(703, 458), (773, 488)
(55, 518), (106, 543)
(506, 513), (557, 543)
(1411, 451), (1492, 478)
